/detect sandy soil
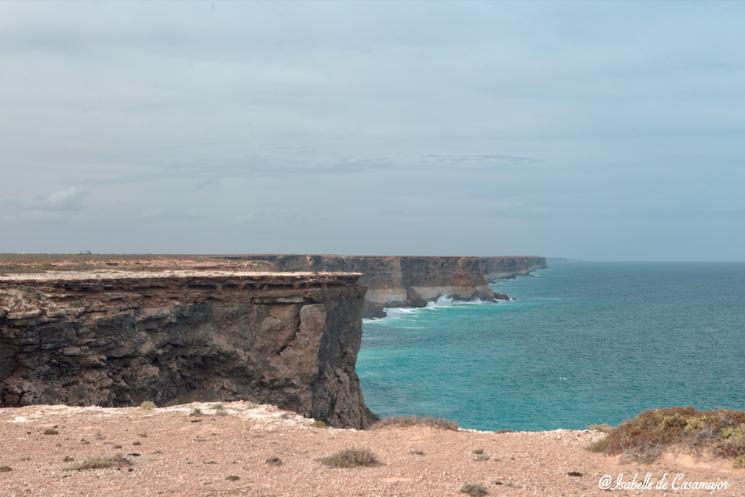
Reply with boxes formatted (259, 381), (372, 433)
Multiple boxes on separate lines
(1, 402), (742, 497)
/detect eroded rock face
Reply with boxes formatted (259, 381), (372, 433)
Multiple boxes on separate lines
(0, 271), (375, 428)
(234, 255), (547, 317)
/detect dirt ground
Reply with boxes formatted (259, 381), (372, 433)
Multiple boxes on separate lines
(1, 402), (743, 497)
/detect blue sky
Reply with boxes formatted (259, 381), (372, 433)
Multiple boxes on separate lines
(1, 1), (743, 260)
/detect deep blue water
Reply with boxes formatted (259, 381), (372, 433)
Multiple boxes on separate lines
(357, 261), (745, 431)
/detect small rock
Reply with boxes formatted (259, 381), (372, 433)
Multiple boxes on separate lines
(265, 457), (282, 466)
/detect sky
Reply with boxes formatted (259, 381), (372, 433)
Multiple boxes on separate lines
(1, 1), (744, 261)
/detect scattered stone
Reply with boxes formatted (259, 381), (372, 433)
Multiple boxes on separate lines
(567, 471), (583, 477)
(266, 457), (283, 466)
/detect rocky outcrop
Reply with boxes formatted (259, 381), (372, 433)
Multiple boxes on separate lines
(228, 255), (547, 318)
(0, 271), (375, 428)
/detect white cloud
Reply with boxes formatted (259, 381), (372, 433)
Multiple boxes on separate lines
(33, 186), (87, 211)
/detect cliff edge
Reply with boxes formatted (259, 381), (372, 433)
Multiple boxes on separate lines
(0, 271), (375, 428)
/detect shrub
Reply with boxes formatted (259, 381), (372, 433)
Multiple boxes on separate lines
(43, 428), (59, 435)
(65, 455), (130, 471)
(319, 448), (381, 468)
(734, 455), (745, 469)
(460, 483), (489, 496)
(140, 401), (156, 410)
(589, 407), (745, 463)
(371, 416), (459, 431)
(311, 419), (328, 429)
(0, 466), (11, 473)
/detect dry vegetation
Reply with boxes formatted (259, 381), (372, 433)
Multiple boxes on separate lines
(64, 454), (131, 471)
(319, 448), (381, 468)
(371, 416), (459, 431)
(460, 483), (489, 496)
(590, 407), (745, 466)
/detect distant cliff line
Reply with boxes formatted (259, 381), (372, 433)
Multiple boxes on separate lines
(222, 255), (547, 318)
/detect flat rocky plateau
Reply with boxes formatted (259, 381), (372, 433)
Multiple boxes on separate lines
(1, 403), (743, 497)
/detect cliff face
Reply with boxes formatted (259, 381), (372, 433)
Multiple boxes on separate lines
(0, 271), (374, 428)
(230, 255), (547, 318)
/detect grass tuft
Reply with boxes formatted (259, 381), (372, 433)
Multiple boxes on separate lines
(319, 448), (381, 468)
(65, 454), (131, 471)
(371, 416), (459, 431)
(310, 419), (328, 429)
(140, 401), (156, 410)
(460, 483), (489, 496)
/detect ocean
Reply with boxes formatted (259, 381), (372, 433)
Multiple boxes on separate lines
(357, 261), (745, 431)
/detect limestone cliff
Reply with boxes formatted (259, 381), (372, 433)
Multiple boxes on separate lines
(0, 271), (374, 428)
(229, 255), (547, 318)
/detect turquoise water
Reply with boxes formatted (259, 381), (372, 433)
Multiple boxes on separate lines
(357, 261), (745, 431)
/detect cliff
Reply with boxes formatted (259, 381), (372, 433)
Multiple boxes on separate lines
(0, 270), (375, 428)
(228, 255), (547, 318)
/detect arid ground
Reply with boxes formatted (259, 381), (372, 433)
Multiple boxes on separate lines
(1, 402), (742, 497)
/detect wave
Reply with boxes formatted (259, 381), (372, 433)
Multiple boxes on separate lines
(365, 295), (501, 324)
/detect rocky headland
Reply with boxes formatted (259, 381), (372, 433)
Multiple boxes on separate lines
(0, 253), (545, 425)
(0, 270), (374, 428)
